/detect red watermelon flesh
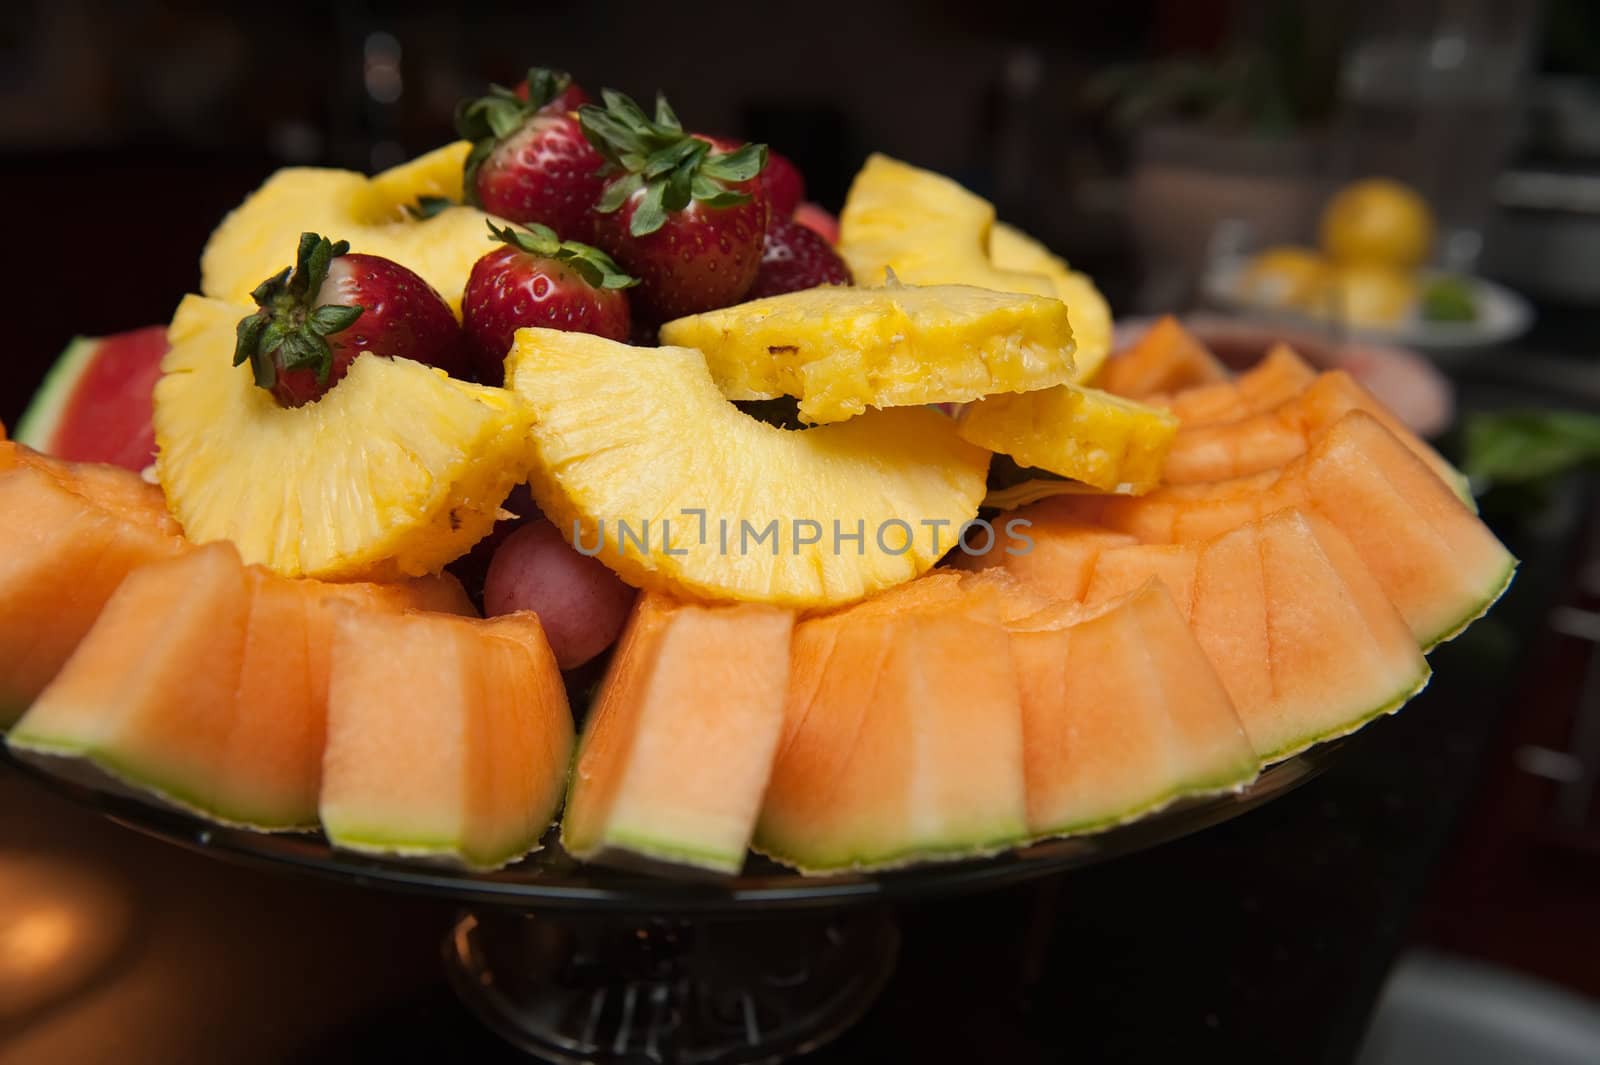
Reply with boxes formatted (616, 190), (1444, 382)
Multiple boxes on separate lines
(16, 326), (168, 471)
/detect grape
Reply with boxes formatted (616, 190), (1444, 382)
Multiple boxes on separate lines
(484, 518), (637, 669)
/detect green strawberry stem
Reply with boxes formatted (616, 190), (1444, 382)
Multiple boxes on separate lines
(233, 232), (362, 390)
(486, 221), (637, 290)
(578, 89), (767, 237)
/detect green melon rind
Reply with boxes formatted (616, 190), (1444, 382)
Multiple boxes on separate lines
(1421, 556), (1518, 652)
(565, 823), (748, 877)
(5, 729), (316, 832)
(13, 336), (96, 451)
(321, 821), (543, 872)
(1256, 664), (1433, 767)
(752, 818), (1031, 877)
(1025, 758), (1261, 844)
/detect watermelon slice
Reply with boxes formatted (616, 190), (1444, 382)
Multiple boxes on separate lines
(562, 594), (795, 875)
(16, 326), (168, 471)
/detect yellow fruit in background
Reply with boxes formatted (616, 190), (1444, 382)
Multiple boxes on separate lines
(201, 143), (492, 314)
(838, 154), (1113, 383)
(1308, 263), (1419, 327)
(1319, 178), (1434, 269)
(155, 295), (536, 580)
(504, 328), (990, 609)
(1238, 245), (1329, 309)
(659, 283), (1075, 424)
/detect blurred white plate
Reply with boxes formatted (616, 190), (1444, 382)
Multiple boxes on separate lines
(1201, 256), (1535, 350)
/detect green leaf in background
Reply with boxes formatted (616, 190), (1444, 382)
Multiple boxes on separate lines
(1463, 410), (1600, 488)
(1422, 276), (1478, 323)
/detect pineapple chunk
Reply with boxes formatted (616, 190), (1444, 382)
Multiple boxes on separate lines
(958, 386), (1178, 494)
(988, 223), (1113, 383)
(155, 295), (535, 580)
(202, 144), (489, 314)
(839, 154), (1112, 382)
(658, 284), (1075, 425)
(504, 329), (990, 608)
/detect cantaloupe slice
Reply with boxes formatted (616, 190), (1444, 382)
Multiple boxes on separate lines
(758, 589), (1028, 872)
(1048, 412), (1515, 648)
(320, 608), (573, 870)
(0, 459), (185, 724)
(561, 593), (795, 875)
(1145, 344), (1316, 426)
(6, 542), (477, 828)
(1094, 316), (1227, 398)
(1081, 511), (1431, 761)
(1008, 580), (1257, 836)
(1161, 370), (1467, 495)
(958, 503), (1136, 602)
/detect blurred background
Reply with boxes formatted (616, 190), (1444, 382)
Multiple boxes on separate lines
(4, 2), (1600, 1063)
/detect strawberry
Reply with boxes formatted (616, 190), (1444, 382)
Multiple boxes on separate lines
(234, 233), (467, 407)
(512, 66), (591, 113)
(579, 91), (770, 321)
(457, 67), (607, 241)
(746, 216), (852, 299)
(760, 151), (806, 218)
(793, 202), (841, 245)
(463, 221), (635, 385)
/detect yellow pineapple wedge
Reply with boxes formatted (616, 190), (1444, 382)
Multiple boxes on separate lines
(202, 143), (490, 313)
(504, 328), (990, 608)
(155, 295), (535, 581)
(958, 387), (1178, 495)
(658, 283), (1075, 425)
(839, 154), (1173, 493)
(838, 153), (1113, 382)
(988, 223), (1113, 383)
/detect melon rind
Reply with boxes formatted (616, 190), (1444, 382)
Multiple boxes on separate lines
(13, 336), (96, 453)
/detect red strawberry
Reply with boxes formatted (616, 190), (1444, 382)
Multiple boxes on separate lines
(512, 67), (591, 113)
(233, 233), (466, 408)
(746, 216), (852, 299)
(579, 92), (770, 321)
(463, 221), (635, 385)
(760, 151), (806, 218)
(457, 67), (607, 241)
(793, 202), (841, 245)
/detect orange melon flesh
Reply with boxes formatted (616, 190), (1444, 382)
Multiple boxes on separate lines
(1009, 580), (1257, 836)
(1147, 344), (1317, 426)
(1047, 412), (1515, 648)
(1084, 511), (1431, 761)
(0, 463), (185, 724)
(5, 540), (480, 827)
(321, 609), (572, 870)
(758, 591), (1028, 872)
(965, 499), (1138, 602)
(1094, 316), (1228, 398)
(1161, 371), (1468, 499)
(561, 594), (795, 875)
(7, 544), (252, 814)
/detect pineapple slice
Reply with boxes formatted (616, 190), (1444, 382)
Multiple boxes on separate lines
(839, 154), (1112, 382)
(504, 328), (990, 608)
(988, 223), (1112, 384)
(958, 387), (1178, 495)
(155, 295), (535, 581)
(658, 284), (1075, 425)
(202, 142), (489, 313)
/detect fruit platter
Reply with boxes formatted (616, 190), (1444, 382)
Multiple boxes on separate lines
(0, 65), (1516, 1061)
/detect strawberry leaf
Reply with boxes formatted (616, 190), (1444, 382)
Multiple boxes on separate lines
(654, 93), (682, 131)
(595, 172), (643, 214)
(488, 220), (638, 290)
(630, 180), (669, 236)
(309, 304), (364, 336)
(522, 67), (573, 112)
(700, 143), (767, 183)
(406, 195), (456, 220)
